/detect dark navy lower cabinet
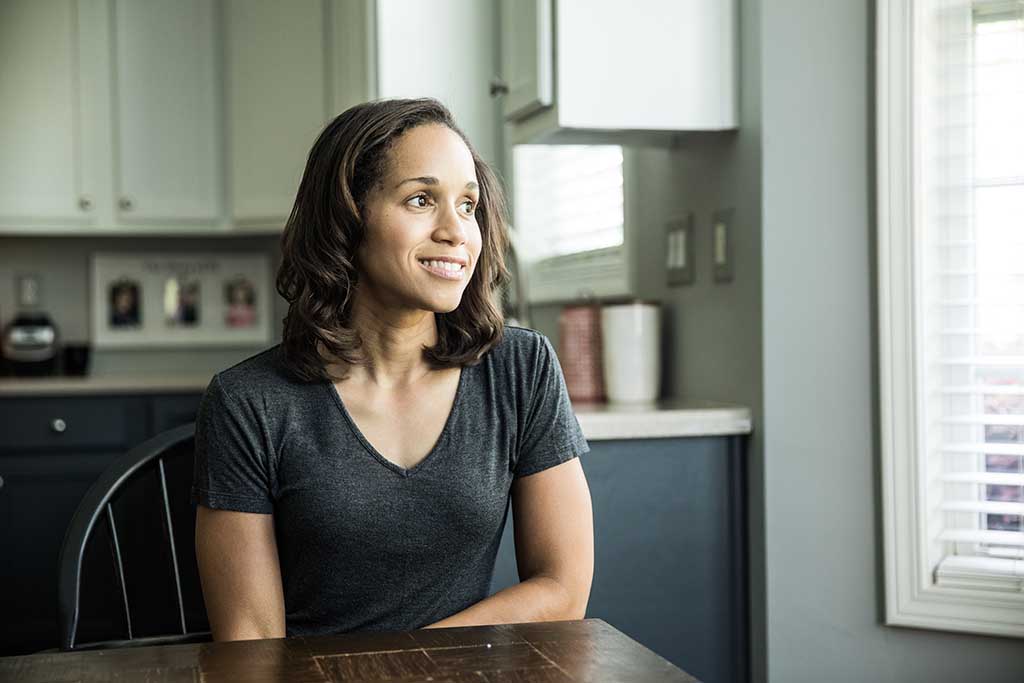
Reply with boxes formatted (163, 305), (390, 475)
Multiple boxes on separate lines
(0, 392), (203, 656)
(490, 435), (749, 683)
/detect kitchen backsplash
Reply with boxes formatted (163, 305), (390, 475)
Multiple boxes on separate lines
(0, 235), (284, 377)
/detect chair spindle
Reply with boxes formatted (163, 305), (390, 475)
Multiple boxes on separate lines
(158, 458), (188, 635)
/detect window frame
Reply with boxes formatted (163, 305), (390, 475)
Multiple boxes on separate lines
(877, 0), (1024, 639)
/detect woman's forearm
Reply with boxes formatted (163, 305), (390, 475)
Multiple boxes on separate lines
(421, 575), (582, 629)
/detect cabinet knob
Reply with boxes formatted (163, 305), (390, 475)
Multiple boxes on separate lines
(119, 197), (134, 211)
(78, 196), (93, 211)
(51, 418), (67, 434)
(489, 78), (509, 98)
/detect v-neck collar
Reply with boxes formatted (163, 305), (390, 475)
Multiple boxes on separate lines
(324, 365), (468, 478)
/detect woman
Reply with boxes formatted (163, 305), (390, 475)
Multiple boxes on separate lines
(192, 98), (594, 641)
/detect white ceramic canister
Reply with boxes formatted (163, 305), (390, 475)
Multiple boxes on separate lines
(600, 300), (661, 403)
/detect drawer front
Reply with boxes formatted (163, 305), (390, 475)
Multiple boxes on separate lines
(0, 397), (145, 452)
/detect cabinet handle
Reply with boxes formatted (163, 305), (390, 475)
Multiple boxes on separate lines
(119, 197), (134, 211)
(489, 78), (509, 98)
(0, 474), (4, 491)
(78, 196), (93, 211)
(51, 418), (67, 434)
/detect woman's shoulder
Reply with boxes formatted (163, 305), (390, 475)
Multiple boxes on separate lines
(208, 344), (303, 400)
(499, 323), (547, 345)
(484, 324), (557, 371)
(491, 323), (548, 350)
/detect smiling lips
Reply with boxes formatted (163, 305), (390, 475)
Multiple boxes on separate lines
(418, 258), (467, 281)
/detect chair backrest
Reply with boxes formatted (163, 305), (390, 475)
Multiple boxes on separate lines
(57, 422), (211, 650)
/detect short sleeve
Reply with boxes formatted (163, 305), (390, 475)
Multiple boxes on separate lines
(190, 374), (274, 513)
(514, 334), (591, 479)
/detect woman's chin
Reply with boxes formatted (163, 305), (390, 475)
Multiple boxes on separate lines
(423, 293), (465, 314)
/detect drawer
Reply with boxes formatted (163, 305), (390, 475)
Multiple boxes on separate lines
(0, 397), (146, 453)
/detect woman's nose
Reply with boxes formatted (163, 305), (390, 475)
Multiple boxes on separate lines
(434, 204), (468, 244)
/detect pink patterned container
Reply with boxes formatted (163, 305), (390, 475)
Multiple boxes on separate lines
(557, 304), (605, 403)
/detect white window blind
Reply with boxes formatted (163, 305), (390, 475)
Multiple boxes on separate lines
(511, 144), (624, 262)
(919, 0), (1024, 586)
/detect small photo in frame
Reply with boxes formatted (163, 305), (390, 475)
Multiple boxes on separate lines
(109, 279), (142, 328)
(224, 276), (258, 328)
(164, 277), (201, 327)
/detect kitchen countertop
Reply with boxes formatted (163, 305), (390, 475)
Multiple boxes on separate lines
(573, 398), (751, 439)
(0, 376), (752, 439)
(0, 375), (214, 396)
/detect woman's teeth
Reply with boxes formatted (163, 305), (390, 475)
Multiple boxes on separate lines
(421, 260), (464, 272)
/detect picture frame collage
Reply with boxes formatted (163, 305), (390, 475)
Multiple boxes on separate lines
(90, 253), (272, 348)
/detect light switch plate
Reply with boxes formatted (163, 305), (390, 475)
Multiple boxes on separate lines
(712, 208), (734, 283)
(666, 213), (695, 286)
(15, 273), (41, 308)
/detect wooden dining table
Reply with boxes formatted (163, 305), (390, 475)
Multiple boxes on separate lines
(0, 618), (699, 682)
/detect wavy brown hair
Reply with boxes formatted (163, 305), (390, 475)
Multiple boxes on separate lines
(276, 98), (510, 383)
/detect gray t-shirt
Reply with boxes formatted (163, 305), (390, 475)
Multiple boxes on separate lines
(190, 325), (589, 636)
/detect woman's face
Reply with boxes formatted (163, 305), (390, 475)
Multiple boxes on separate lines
(356, 123), (482, 315)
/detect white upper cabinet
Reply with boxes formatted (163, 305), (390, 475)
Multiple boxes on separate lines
(500, 0), (553, 122)
(0, 1), (95, 229)
(500, 0), (738, 142)
(225, 0), (328, 228)
(0, 0), (505, 234)
(111, 0), (222, 224)
(374, 0), (501, 168)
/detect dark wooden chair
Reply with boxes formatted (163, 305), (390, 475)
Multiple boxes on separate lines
(56, 422), (211, 650)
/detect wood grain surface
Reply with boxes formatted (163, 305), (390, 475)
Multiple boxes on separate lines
(0, 618), (699, 682)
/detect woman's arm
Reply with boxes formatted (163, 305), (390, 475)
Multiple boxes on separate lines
(423, 457), (594, 628)
(195, 506), (287, 641)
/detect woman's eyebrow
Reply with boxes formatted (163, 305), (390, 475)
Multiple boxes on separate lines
(395, 176), (479, 192)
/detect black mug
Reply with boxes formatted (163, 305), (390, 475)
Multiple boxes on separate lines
(62, 343), (91, 376)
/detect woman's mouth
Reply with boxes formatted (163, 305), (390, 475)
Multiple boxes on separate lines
(418, 259), (466, 281)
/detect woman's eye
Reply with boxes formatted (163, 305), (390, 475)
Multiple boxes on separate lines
(461, 199), (477, 214)
(407, 194), (431, 208)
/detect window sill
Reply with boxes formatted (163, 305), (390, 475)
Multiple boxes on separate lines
(524, 245), (629, 305)
(935, 555), (1024, 593)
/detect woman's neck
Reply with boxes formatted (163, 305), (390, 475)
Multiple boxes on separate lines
(335, 296), (439, 389)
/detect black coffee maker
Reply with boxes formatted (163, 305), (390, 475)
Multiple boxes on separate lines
(0, 313), (60, 377)
(0, 276), (61, 377)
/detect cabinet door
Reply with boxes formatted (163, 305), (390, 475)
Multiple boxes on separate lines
(556, 0), (737, 131)
(150, 394), (203, 434)
(225, 0), (328, 229)
(111, 0), (222, 224)
(491, 437), (747, 683)
(0, 1), (93, 228)
(499, 0), (552, 122)
(375, 0), (501, 167)
(0, 452), (120, 655)
(0, 394), (147, 656)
